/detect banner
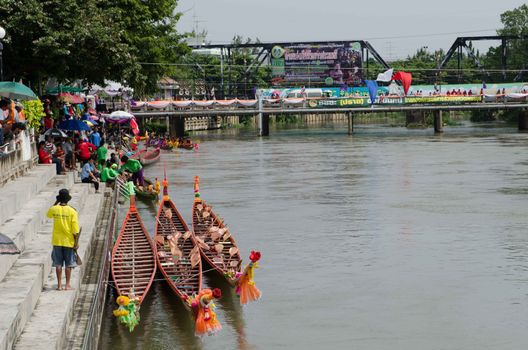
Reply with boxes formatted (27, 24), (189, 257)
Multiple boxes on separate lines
(308, 98), (370, 108)
(404, 96), (481, 104)
(271, 42), (363, 87)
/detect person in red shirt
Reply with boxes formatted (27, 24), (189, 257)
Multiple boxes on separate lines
(78, 139), (96, 163)
(39, 141), (64, 174)
(38, 141), (52, 164)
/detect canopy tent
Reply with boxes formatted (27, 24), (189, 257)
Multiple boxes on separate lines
(46, 85), (84, 94)
(89, 80), (133, 98)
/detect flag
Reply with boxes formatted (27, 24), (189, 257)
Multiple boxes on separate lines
(130, 117), (140, 136)
(376, 68), (394, 82)
(365, 80), (378, 104)
(393, 71), (412, 95)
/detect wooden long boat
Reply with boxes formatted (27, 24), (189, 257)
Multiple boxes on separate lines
(154, 179), (202, 306)
(141, 148), (161, 166)
(129, 149), (146, 161)
(111, 196), (156, 304)
(135, 178), (159, 202)
(191, 176), (242, 285)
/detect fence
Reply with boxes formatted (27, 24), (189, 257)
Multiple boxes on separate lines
(0, 133), (37, 188)
(81, 184), (119, 350)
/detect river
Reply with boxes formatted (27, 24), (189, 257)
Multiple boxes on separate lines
(99, 121), (528, 350)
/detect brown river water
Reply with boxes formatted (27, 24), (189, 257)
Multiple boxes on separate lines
(99, 122), (528, 350)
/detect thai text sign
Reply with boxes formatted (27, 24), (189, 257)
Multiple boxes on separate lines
(271, 42), (363, 86)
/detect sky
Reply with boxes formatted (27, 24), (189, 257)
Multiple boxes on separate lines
(176, 0), (526, 60)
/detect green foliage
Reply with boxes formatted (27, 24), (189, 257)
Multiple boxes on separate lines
(21, 99), (44, 132)
(0, 0), (188, 95)
(275, 114), (300, 124)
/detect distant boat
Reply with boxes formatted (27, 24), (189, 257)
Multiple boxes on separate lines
(154, 178), (202, 307)
(191, 176), (242, 285)
(111, 196), (156, 305)
(141, 148), (161, 166)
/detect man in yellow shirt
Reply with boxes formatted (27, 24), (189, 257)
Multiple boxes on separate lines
(47, 189), (80, 290)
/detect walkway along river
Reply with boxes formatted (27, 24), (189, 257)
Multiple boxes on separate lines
(100, 121), (528, 350)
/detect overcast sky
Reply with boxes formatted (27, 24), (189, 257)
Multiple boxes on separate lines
(177, 0), (525, 60)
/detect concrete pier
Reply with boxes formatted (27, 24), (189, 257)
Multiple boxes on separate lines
(348, 112), (354, 135)
(518, 110), (528, 131)
(434, 110), (444, 133)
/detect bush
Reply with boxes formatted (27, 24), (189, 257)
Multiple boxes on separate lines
(21, 99), (44, 132)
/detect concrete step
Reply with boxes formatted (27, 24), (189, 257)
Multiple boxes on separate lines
(14, 192), (104, 350)
(0, 185), (100, 350)
(0, 165), (56, 227)
(0, 173), (79, 283)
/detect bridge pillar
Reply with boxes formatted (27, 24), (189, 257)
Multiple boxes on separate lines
(258, 114), (270, 136)
(434, 110), (443, 133)
(519, 110), (528, 131)
(257, 95), (269, 136)
(169, 116), (185, 137)
(347, 112), (354, 135)
(406, 111), (426, 127)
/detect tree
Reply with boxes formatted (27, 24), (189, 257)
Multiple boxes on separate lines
(0, 0), (188, 95)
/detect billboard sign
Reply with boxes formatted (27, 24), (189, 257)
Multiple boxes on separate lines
(271, 42), (363, 87)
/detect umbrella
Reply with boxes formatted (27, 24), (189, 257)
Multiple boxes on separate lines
(58, 119), (92, 131)
(0, 82), (38, 101)
(0, 233), (20, 255)
(83, 119), (98, 126)
(43, 128), (68, 138)
(104, 110), (135, 124)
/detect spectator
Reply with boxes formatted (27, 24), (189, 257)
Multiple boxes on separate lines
(119, 155), (144, 187)
(47, 189), (79, 290)
(109, 152), (119, 166)
(54, 144), (67, 174)
(62, 137), (75, 170)
(45, 136), (57, 155)
(100, 162), (119, 183)
(90, 128), (101, 148)
(80, 156), (100, 193)
(96, 141), (108, 168)
(0, 100), (9, 145)
(39, 141), (64, 174)
(78, 138), (96, 163)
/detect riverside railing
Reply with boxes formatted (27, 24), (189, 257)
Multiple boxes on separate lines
(81, 184), (119, 350)
(0, 136), (37, 188)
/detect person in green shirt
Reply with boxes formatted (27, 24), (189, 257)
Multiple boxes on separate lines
(96, 142), (108, 167)
(101, 162), (119, 183)
(119, 155), (144, 187)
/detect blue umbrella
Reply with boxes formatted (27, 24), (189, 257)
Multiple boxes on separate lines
(58, 119), (92, 131)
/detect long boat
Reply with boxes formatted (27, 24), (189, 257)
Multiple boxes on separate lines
(191, 176), (242, 285)
(154, 178), (202, 306)
(141, 148), (161, 166)
(111, 196), (156, 304)
(129, 149), (146, 161)
(135, 178), (160, 202)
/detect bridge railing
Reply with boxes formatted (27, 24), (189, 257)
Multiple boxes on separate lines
(129, 93), (528, 114)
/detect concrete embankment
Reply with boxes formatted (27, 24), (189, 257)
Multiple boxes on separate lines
(0, 165), (106, 350)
